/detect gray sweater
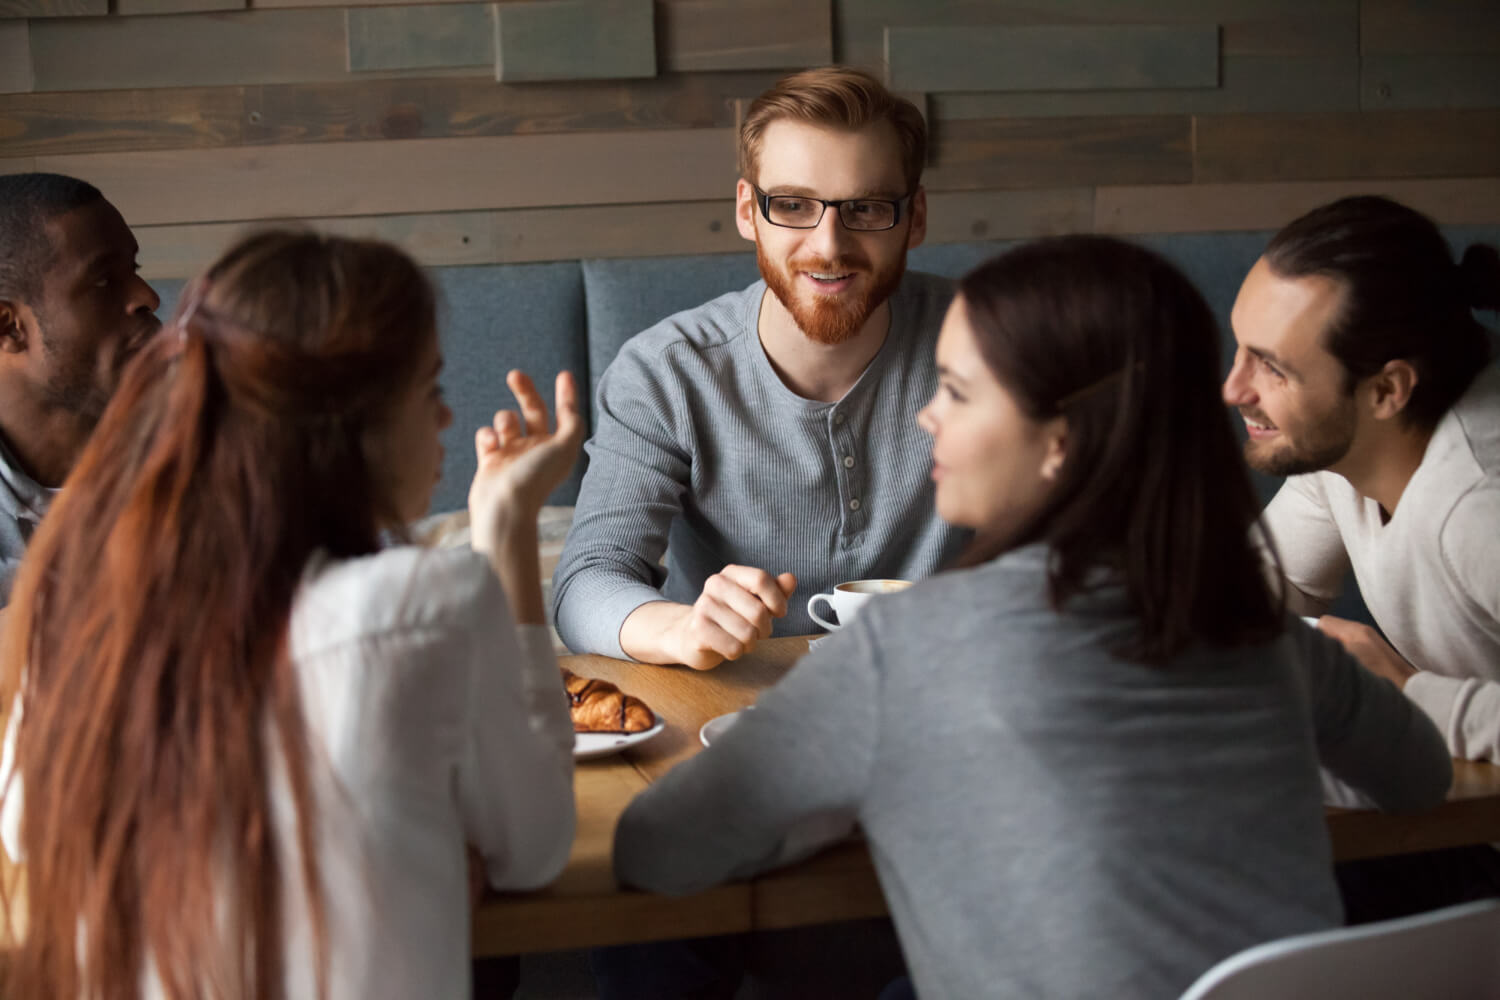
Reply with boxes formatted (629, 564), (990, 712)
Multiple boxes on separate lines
(614, 544), (1452, 999)
(0, 433), (52, 607)
(552, 272), (967, 657)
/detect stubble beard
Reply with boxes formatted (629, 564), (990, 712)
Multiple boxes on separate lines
(1240, 398), (1358, 477)
(757, 241), (906, 346)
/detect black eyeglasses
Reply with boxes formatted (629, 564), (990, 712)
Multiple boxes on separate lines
(751, 185), (911, 232)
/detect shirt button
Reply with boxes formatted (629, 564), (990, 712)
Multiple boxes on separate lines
(843, 455), (855, 468)
(848, 498), (861, 511)
(834, 413), (846, 425)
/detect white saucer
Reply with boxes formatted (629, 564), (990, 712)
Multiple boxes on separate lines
(699, 708), (752, 748)
(574, 719), (666, 761)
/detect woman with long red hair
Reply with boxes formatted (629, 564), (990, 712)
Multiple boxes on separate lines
(0, 230), (582, 998)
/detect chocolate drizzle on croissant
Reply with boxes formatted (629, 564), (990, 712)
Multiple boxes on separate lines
(561, 668), (657, 734)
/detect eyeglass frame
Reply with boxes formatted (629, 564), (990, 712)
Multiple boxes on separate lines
(749, 184), (915, 232)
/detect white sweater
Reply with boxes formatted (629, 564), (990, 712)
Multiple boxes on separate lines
(2, 544), (575, 998)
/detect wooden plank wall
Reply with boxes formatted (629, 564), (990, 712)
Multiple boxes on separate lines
(0, 0), (1495, 279)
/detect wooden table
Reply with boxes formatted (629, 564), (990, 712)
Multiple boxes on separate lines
(471, 636), (1500, 957)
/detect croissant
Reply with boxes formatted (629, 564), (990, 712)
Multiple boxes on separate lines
(561, 669), (656, 734)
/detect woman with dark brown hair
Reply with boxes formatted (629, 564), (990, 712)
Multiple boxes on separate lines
(612, 235), (1451, 998)
(0, 230), (582, 998)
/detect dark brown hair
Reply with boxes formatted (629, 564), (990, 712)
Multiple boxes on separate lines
(1265, 195), (1496, 429)
(738, 66), (927, 195)
(957, 235), (1283, 662)
(0, 230), (436, 999)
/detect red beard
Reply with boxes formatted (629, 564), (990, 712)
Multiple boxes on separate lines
(757, 243), (906, 346)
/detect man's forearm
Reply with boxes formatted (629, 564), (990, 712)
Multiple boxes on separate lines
(618, 600), (691, 664)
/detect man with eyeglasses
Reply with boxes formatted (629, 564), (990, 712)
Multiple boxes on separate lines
(553, 67), (963, 670)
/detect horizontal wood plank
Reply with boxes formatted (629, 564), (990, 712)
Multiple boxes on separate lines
(886, 23), (1219, 93)
(658, 0), (832, 72)
(923, 188), (1094, 242)
(932, 52), (1358, 118)
(243, 70), (774, 145)
(495, 0), (655, 82)
(925, 115), (1193, 191)
(1361, 0), (1500, 55)
(1361, 55), (1500, 111)
(1194, 111), (1500, 184)
(0, 157), (40, 175)
(133, 200), (749, 277)
(0, 0), (103, 15)
(1095, 177), (1500, 234)
(0, 87), (245, 158)
(117, 0), (244, 13)
(835, 0), (1356, 71)
(29, 9), (349, 91)
(346, 3), (491, 72)
(0, 22), (31, 96)
(37, 128), (737, 226)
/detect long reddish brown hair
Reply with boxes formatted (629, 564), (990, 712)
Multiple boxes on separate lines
(0, 230), (436, 998)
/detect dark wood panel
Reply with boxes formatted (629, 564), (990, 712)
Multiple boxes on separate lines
(1361, 0), (1500, 55)
(0, 22), (31, 96)
(1194, 111), (1500, 184)
(0, 0), (103, 16)
(1362, 55), (1500, 111)
(36, 128), (737, 226)
(923, 188), (1095, 243)
(117, 0), (243, 13)
(346, 4), (491, 72)
(0, 87), (245, 157)
(28, 9), (349, 91)
(835, 0), (1356, 71)
(495, 0), (655, 82)
(658, 0), (832, 72)
(931, 52), (1358, 118)
(1095, 177), (1500, 234)
(242, 70), (776, 145)
(886, 23), (1218, 93)
(924, 115), (1193, 191)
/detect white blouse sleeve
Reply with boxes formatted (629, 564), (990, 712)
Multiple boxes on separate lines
(455, 568), (575, 891)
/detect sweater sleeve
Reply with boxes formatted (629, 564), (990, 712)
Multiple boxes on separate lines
(1402, 486), (1500, 761)
(457, 569), (576, 891)
(1301, 620), (1452, 812)
(1260, 475), (1350, 615)
(613, 624), (881, 896)
(551, 346), (693, 658)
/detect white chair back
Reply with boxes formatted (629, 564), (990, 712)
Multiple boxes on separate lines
(1179, 898), (1500, 1000)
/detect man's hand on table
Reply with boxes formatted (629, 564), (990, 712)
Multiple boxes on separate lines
(1317, 615), (1418, 690)
(620, 566), (797, 670)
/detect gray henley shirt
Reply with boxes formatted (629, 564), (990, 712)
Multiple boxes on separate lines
(553, 271), (966, 657)
(0, 433), (53, 606)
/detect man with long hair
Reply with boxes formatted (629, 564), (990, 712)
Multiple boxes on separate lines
(553, 67), (964, 668)
(0, 172), (161, 604)
(1224, 195), (1500, 921)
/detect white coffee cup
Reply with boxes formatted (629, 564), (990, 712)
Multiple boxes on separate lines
(807, 579), (912, 631)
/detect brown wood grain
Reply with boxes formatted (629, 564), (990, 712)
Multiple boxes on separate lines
(28, 8), (349, 91)
(0, 22), (31, 96)
(1193, 110), (1500, 184)
(133, 201), (749, 278)
(925, 115), (1193, 191)
(36, 128), (737, 226)
(241, 70), (775, 145)
(1095, 177), (1500, 234)
(923, 188), (1095, 243)
(0, 0), (103, 16)
(0, 87), (245, 158)
(1361, 0), (1500, 54)
(659, 0), (832, 72)
(1361, 55), (1500, 112)
(117, 0), (244, 13)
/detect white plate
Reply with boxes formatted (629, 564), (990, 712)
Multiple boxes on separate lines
(699, 709), (750, 748)
(574, 719), (666, 761)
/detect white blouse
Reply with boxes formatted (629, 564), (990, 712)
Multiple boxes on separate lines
(2, 544), (576, 999)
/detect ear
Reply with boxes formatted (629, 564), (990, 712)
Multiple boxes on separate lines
(735, 178), (758, 244)
(1039, 417), (1067, 481)
(1366, 359), (1419, 421)
(905, 186), (927, 251)
(0, 299), (34, 355)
